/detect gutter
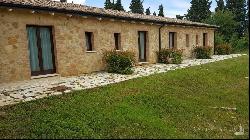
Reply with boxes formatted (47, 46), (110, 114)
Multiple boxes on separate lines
(159, 24), (165, 51)
(0, 3), (219, 29)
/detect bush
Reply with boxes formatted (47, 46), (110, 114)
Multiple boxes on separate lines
(215, 43), (232, 55)
(172, 49), (183, 64)
(194, 46), (213, 59)
(157, 49), (172, 64)
(157, 48), (183, 64)
(214, 33), (226, 46)
(103, 50), (135, 75)
(230, 35), (249, 52)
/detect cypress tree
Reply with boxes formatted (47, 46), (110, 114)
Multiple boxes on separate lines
(129, 0), (144, 14)
(186, 0), (212, 22)
(104, 0), (113, 9)
(146, 7), (151, 15)
(153, 11), (157, 16)
(226, 0), (247, 36)
(158, 4), (164, 17)
(114, 0), (125, 11)
(215, 0), (225, 12)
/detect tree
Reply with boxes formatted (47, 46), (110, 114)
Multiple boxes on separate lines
(146, 7), (151, 15)
(104, 0), (113, 9)
(153, 11), (157, 16)
(215, 0), (225, 12)
(186, 0), (212, 22)
(60, 0), (67, 2)
(203, 10), (239, 41)
(129, 0), (144, 14)
(158, 4), (164, 17)
(226, 0), (247, 36)
(114, 0), (125, 11)
(246, 0), (249, 34)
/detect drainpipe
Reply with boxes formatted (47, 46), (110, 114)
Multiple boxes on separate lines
(159, 23), (165, 51)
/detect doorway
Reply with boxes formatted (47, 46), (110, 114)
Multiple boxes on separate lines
(27, 26), (56, 76)
(138, 31), (147, 62)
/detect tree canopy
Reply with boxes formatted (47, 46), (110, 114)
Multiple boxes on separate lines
(113, 0), (124, 11)
(158, 4), (164, 17)
(146, 7), (151, 15)
(129, 0), (144, 14)
(104, 0), (113, 9)
(215, 0), (225, 12)
(203, 10), (239, 41)
(186, 0), (212, 22)
(226, 0), (247, 36)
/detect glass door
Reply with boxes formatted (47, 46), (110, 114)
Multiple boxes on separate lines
(27, 26), (56, 76)
(138, 31), (147, 62)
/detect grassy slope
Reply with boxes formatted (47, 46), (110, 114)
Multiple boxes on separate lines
(0, 56), (249, 139)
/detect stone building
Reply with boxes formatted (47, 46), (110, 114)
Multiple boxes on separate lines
(0, 0), (218, 83)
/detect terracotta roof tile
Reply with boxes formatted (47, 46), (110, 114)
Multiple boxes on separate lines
(0, 0), (218, 28)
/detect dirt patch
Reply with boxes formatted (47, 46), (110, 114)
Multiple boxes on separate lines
(50, 85), (72, 93)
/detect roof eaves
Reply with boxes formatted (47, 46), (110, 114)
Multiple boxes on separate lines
(0, 2), (219, 28)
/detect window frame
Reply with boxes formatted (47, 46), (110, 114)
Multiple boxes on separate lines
(169, 32), (176, 49)
(203, 33), (208, 46)
(196, 34), (199, 46)
(186, 34), (189, 48)
(138, 31), (147, 62)
(85, 32), (93, 51)
(114, 33), (121, 50)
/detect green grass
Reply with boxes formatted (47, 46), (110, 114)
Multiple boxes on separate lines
(0, 56), (249, 139)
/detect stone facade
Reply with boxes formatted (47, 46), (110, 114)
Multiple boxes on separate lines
(0, 8), (215, 83)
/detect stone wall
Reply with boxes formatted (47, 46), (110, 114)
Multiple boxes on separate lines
(161, 26), (215, 57)
(0, 8), (215, 83)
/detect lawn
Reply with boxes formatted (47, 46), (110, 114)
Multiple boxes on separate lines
(0, 56), (249, 139)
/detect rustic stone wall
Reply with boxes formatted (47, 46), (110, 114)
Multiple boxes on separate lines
(0, 8), (215, 83)
(161, 26), (215, 57)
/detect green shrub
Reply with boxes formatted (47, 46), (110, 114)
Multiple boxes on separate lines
(230, 36), (249, 52)
(194, 46), (213, 59)
(172, 49), (183, 64)
(215, 43), (232, 55)
(234, 37), (249, 52)
(103, 50), (135, 75)
(214, 33), (226, 46)
(157, 48), (183, 64)
(157, 49), (172, 64)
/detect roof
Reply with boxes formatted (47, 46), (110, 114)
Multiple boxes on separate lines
(0, 0), (218, 28)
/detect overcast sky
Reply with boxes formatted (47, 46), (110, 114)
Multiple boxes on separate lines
(54, 0), (217, 18)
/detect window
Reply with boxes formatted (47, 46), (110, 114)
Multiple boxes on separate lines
(114, 33), (121, 50)
(186, 34), (189, 47)
(85, 32), (93, 51)
(196, 35), (199, 46)
(203, 33), (208, 46)
(169, 32), (176, 49)
(138, 31), (147, 62)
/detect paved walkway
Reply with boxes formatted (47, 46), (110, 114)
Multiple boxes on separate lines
(0, 54), (246, 107)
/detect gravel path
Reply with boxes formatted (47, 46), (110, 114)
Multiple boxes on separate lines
(0, 54), (246, 107)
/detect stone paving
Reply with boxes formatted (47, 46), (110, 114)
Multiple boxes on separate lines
(0, 54), (246, 107)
